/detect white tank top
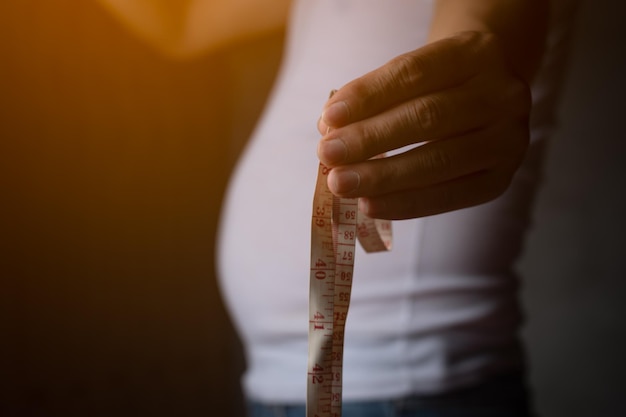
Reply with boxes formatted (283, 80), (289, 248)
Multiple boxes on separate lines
(217, 0), (577, 403)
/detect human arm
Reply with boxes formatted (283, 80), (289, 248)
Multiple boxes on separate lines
(317, 0), (549, 219)
(96, 0), (290, 58)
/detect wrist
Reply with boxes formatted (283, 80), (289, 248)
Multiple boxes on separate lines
(427, 0), (549, 82)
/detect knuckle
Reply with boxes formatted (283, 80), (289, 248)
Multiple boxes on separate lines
(348, 123), (368, 158)
(365, 157), (404, 197)
(342, 79), (373, 118)
(475, 32), (503, 60)
(351, 79), (373, 103)
(365, 118), (394, 153)
(350, 122), (387, 161)
(409, 96), (441, 133)
(420, 147), (453, 177)
(375, 159), (401, 190)
(456, 30), (500, 56)
(387, 52), (425, 90)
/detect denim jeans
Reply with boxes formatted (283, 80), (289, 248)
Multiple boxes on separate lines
(246, 373), (533, 417)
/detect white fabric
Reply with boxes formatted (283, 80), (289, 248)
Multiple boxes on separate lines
(217, 0), (577, 403)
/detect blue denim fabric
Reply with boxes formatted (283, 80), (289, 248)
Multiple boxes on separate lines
(246, 373), (532, 417)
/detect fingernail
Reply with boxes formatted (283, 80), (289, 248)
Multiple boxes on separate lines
(329, 170), (360, 194)
(318, 139), (347, 164)
(322, 101), (349, 127)
(317, 116), (329, 134)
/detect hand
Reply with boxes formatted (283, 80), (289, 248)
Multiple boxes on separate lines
(317, 31), (531, 220)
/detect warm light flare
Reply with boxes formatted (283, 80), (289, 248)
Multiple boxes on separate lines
(96, 0), (289, 58)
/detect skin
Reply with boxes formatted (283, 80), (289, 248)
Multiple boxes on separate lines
(318, 1), (549, 219)
(98, 0), (549, 220)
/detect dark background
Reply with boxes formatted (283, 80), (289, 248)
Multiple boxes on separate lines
(519, 0), (626, 415)
(1, 0), (624, 416)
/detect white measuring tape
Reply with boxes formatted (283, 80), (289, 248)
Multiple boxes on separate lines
(307, 119), (392, 416)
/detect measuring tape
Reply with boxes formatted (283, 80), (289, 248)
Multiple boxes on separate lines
(307, 156), (392, 417)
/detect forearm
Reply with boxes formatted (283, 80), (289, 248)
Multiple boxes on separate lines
(428, 0), (549, 82)
(97, 0), (290, 58)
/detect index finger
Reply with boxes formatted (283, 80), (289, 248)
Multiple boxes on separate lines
(321, 32), (487, 128)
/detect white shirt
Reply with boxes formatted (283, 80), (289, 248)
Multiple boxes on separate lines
(217, 0), (577, 403)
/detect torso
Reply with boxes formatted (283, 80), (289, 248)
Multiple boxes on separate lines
(217, 0), (577, 402)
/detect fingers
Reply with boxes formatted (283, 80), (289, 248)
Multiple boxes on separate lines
(319, 32), (498, 129)
(326, 124), (527, 198)
(357, 169), (511, 220)
(317, 78), (524, 166)
(314, 31), (531, 220)
(317, 40), (530, 168)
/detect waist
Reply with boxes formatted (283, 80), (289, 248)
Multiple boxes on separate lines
(247, 371), (532, 417)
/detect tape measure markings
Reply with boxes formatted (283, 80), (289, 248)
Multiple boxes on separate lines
(307, 160), (391, 417)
